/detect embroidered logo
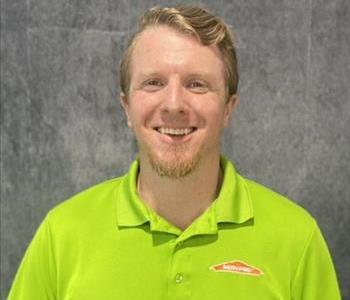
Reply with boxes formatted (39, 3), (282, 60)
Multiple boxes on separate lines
(210, 260), (263, 276)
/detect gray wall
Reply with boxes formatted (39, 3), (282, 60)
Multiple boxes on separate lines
(1, 0), (349, 299)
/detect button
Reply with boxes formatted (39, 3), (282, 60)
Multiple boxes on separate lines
(175, 273), (184, 283)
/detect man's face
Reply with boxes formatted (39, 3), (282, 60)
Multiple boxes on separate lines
(121, 26), (236, 178)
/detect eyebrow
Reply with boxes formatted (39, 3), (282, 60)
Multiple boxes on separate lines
(136, 71), (217, 81)
(134, 72), (163, 82)
(185, 73), (216, 80)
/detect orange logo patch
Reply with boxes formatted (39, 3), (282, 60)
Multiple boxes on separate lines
(210, 260), (263, 276)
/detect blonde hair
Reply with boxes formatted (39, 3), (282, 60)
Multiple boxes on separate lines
(120, 5), (238, 98)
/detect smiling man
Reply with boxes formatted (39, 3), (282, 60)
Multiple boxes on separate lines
(120, 22), (236, 229)
(8, 6), (341, 300)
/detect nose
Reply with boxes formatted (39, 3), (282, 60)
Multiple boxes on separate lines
(160, 78), (187, 114)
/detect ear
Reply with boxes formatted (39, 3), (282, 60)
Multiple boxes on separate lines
(120, 92), (132, 128)
(223, 94), (238, 127)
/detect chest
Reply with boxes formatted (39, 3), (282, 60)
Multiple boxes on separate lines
(61, 228), (293, 300)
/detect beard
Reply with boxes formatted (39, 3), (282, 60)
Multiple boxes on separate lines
(147, 143), (201, 178)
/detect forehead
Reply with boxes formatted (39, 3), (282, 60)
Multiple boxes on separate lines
(130, 26), (225, 77)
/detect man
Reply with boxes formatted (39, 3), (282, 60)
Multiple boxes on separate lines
(8, 5), (341, 300)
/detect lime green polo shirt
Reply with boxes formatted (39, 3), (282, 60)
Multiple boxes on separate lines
(8, 158), (341, 299)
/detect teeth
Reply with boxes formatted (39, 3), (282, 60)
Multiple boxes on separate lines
(157, 127), (194, 136)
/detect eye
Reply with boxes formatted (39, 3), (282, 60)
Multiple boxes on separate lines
(147, 80), (162, 86)
(142, 79), (164, 92)
(187, 80), (209, 93)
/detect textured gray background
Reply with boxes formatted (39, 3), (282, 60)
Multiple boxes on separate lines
(1, 0), (349, 299)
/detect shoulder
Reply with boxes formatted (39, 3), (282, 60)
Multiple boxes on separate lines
(46, 176), (124, 228)
(240, 176), (320, 273)
(242, 176), (316, 234)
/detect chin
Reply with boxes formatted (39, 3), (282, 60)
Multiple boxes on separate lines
(148, 147), (201, 179)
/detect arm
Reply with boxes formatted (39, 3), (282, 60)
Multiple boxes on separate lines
(291, 221), (341, 300)
(7, 217), (57, 300)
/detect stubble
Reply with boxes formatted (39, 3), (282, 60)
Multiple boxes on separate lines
(148, 143), (201, 178)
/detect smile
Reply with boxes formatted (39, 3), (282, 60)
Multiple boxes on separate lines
(155, 127), (196, 136)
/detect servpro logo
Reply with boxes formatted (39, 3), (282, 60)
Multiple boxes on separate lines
(210, 260), (263, 276)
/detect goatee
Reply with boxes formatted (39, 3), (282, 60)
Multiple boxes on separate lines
(148, 145), (201, 178)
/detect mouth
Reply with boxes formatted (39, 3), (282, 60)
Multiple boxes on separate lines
(154, 127), (197, 137)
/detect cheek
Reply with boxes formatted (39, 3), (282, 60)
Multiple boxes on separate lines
(129, 106), (143, 123)
(128, 97), (153, 126)
(198, 104), (226, 128)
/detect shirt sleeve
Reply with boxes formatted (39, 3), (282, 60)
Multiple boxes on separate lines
(7, 216), (57, 300)
(291, 220), (341, 300)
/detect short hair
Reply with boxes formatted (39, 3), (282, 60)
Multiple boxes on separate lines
(119, 5), (239, 98)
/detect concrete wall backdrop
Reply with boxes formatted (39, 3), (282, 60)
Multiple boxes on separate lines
(1, 0), (349, 299)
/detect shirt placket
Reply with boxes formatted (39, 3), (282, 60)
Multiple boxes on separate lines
(167, 238), (192, 300)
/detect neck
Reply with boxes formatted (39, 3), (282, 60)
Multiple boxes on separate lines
(137, 154), (222, 230)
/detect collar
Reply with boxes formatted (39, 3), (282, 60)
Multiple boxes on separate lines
(116, 157), (254, 237)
